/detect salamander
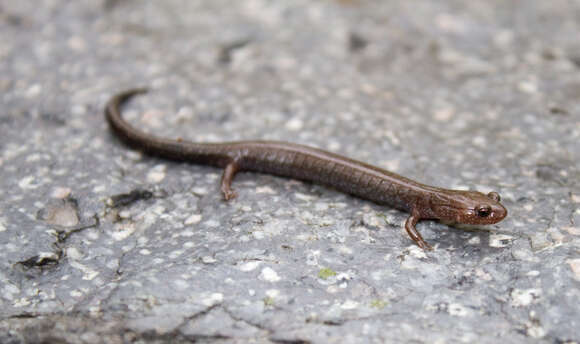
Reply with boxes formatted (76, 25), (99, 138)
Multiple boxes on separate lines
(105, 88), (507, 250)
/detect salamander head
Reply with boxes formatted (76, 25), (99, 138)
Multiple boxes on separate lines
(429, 190), (507, 225)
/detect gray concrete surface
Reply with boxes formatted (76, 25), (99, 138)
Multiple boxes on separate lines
(1, 0), (579, 343)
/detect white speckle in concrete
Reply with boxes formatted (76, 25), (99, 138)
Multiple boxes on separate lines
(472, 136), (487, 147)
(335, 272), (351, 282)
(151, 205), (166, 215)
(340, 300), (359, 310)
(69, 261), (99, 281)
(139, 249), (151, 255)
(117, 210), (131, 219)
(518, 80), (538, 94)
(0, 218), (6, 232)
(68, 36), (87, 52)
(448, 303), (470, 317)
(338, 245), (353, 255)
(489, 234), (513, 248)
(314, 202), (329, 212)
(180, 229), (195, 237)
(306, 250), (320, 266)
(147, 164), (167, 183)
(259, 267), (281, 282)
(184, 214), (202, 225)
(526, 321), (546, 338)
(435, 13), (466, 33)
(13, 298), (31, 307)
(328, 141), (341, 151)
(26, 84), (42, 97)
(192, 186), (208, 195)
(256, 186), (276, 194)
(433, 107), (455, 122)
(362, 213), (383, 228)
(202, 256), (217, 264)
(294, 192), (316, 201)
(510, 288), (542, 307)
(70, 290), (83, 298)
(474, 268), (492, 281)
(18, 176), (39, 189)
(285, 118), (303, 131)
(567, 259), (580, 281)
(467, 236), (481, 245)
(111, 223), (136, 241)
(493, 30), (515, 48)
(239, 261), (261, 272)
(202, 292), (224, 306)
(381, 159), (400, 172)
(408, 246), (428, 259)
(37, 251), (59, 261)
(50, 187), (72, 199)
(126, 151), (142, 161)
(66, 247), (84, 260)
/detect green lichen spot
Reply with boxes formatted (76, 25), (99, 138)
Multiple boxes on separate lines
(370, 299), (388, 309)
(318, 268), (337, 279)
(263, 297), (275, 306)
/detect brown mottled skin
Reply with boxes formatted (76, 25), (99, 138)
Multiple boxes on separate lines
(105, 89), (507, 250)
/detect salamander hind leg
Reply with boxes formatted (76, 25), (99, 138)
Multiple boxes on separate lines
(404, 209), (433, 250)
(220, 162), (240, 200)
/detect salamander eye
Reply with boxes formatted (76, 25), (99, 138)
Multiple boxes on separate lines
(476, 205), (492, 217)
(487, 192), (500, 202)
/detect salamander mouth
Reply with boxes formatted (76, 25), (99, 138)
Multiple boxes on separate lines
(434, 205), (504, 224)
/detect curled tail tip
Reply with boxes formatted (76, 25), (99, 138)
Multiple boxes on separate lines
(124, 87), (149, 97)
(108, 87), (150, 107)
(105, 87), (150, 121)
(132, 87), (149, 94)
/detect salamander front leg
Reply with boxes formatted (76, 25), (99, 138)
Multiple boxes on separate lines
(405, 209), (433, 250)
(220, 162), (240, 200)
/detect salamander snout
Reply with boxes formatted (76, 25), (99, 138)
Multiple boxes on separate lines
(466, 191), (507, 224)
(433, 190), (508, 225)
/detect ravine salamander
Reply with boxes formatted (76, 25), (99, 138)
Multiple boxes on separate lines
(105, 88), (507, 250)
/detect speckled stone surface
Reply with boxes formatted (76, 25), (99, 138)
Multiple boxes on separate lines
(1, 1), (579, 343)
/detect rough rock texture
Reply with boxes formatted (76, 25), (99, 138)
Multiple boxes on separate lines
(1, 0), (579, 343)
